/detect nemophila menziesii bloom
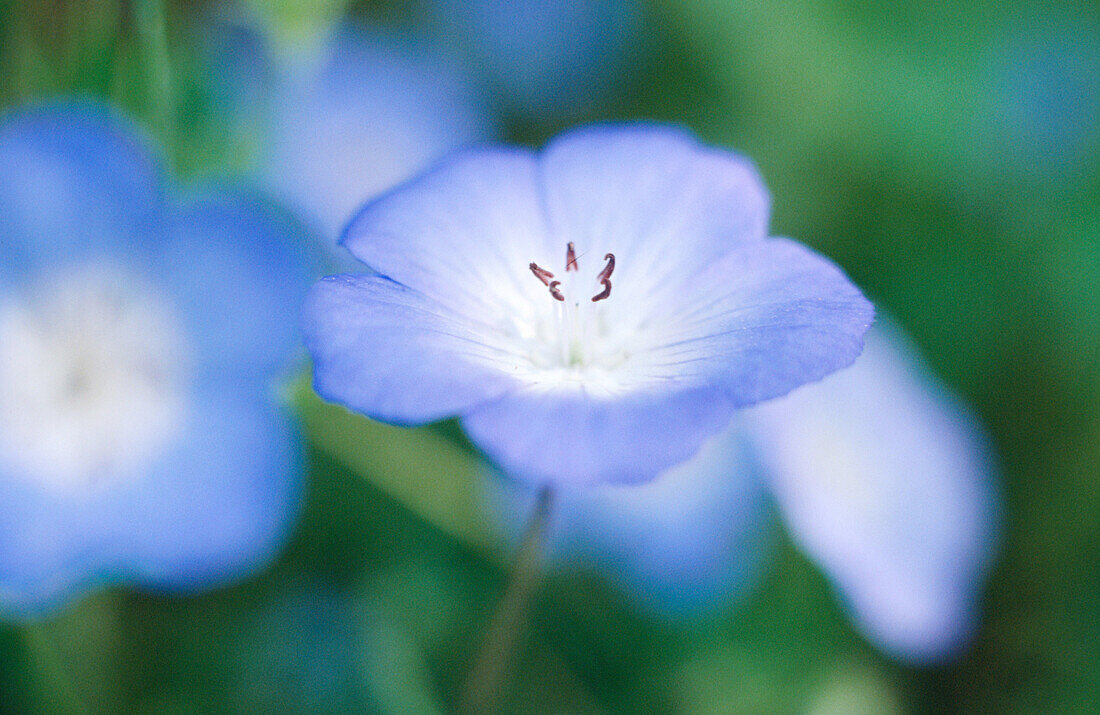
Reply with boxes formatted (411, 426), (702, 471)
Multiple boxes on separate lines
(256, 27), (494, 246)
(303, 124), (874, 486)
(494, 323), (999, 662)
(745, 323), (1000, 661)
(0, 104), (311, 618)
(425, 0), (643, 116)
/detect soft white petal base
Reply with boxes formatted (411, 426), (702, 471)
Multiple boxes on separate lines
(0, 262), (192, 490)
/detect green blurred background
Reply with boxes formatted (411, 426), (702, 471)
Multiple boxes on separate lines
(1, 0), (1097, 711)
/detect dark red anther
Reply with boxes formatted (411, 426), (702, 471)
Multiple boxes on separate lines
(529, 262), (554, 286)
(597, 253), (615, 283)
(566, 242), (579, 272)
(591, 278), (612, 302)
(549, 280), (565, 301)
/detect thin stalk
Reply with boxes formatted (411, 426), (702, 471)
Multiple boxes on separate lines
(458, 485), (554, 713)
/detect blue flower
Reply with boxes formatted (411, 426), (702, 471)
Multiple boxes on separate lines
(498, 322), (999, 662)
(0, 103), (312, 619)
(487, 428), (769, 616)
(424, 0), (644, 117)
(746, 322), (1000, 662)
(303, 124), (874, 487)
(254, 27), (495, 248)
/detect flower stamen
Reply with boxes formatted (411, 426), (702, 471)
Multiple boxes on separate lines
(532, 248), (616, 302)
(529, 262), (554, 286)
(591, 278), (612, 302)
(548, 280), (565, 302)
(597, 253), (615, 282)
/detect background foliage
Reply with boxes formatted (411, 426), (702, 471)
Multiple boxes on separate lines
(1, 0), (1097, 711)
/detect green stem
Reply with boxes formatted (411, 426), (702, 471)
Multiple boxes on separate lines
(458, 486), (554, 714)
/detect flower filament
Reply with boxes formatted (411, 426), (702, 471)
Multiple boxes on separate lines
(521, 244), (626, 373)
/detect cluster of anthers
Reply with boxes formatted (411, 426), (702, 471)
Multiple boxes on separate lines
(529, 242), (615, 303)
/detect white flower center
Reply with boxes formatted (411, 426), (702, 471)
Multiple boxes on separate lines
(0, 263), (192, 491)
(490, 243), (662, 396)
(527, 244), (617, 363)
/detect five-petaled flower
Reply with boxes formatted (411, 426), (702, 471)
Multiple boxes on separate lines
(303, 124), (875, 486)
(0, 103), (312, 619)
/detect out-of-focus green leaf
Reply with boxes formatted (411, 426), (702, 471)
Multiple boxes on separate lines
(293, 374), (497, 554)
(16, 593), (126, 713)
(241, 0), (349, 63)
(1046, 210), (1100, 404)
(806, 665), (904, 715)
(364, 617), (446, 714)
(671, 0), (1007, 186)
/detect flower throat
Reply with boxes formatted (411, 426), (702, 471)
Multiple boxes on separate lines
(527, 243), (619, 369)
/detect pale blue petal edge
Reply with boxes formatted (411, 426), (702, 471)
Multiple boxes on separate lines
(745, 322), (1001, 663)
(484, 425), (771, 617)
(0, 101), (163, 289)
(302, 274), (518, 425)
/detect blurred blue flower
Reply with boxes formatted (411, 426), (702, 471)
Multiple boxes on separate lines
(746, 322), (1000, 662)
(0, 103), (311, 619)
(424, 0), (644, 117)
(489, 428), (769, 616)
(254, 27), (495, 250)
(303, 124), (873, 487)
(502, 322), (999, 662)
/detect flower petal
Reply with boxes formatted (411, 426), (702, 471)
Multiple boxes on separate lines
(0, 388), (300, 618)
(0, 102), (162, 284)
(486, 425), (769, 615)
(744, 324), (1000, 662)
(302, 274), (519, 424)
(160, 191), (318, 374)
(538, 123), (770, 310)
(425, 0), (643, 116)
(118, 387), (302, 593)
(262, 28), (494, 243)
(0, 477), (97, 618)
(463, 385), (737, 486)
(340, 147), (551, 320)
(638, 237), (874, 406)
(319, 125), (873, 490)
